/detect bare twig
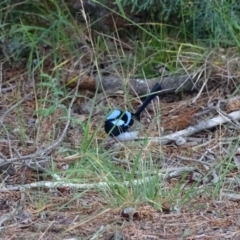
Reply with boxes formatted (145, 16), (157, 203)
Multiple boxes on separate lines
(0, 208), (17, 227)
(0, 80), (81, 172)
(0, 93), (33, 123)
(0, 122), (13, 158)
(1, 85), (16, 94)
(0, 155), (45, 166)
(1, 167), (195, 192)
(37, 80), (81, 156)
(112, 157), (134, 166)
(146, 109), (240, 145)
(221, 192), (240, 200)
(175, 155), (212, 167)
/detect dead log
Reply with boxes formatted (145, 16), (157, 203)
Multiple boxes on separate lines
(95, 74), (196, 96)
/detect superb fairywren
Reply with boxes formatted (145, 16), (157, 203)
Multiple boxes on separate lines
(104, 83), (162, 137)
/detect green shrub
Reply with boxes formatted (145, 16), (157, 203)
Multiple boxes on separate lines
(119, 0), (240, 46)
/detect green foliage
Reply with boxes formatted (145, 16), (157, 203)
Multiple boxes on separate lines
(182, 0), (240, 45)
(118, 0), (240, 46)
(0, 0), (80, 63)
(120, 0), (159, 12)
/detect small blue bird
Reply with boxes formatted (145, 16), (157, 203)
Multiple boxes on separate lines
(104, 83), (162, 137)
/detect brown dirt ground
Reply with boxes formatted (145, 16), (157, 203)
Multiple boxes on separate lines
(1, 51), (240, 240)
(1, 190), (240, 239)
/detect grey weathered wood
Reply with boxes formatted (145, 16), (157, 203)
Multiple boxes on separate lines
(95, 73), (198, 96)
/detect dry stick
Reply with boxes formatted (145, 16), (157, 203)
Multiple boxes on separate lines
(39, 221), (55, 240)
(0, 122), (13, 158)
(37, 80), (81, 157)
(0, 93), (33, 122)
(146, 109), (240, 145)
(0, 80), (80, 170)
(217, 107), (240, 128)
(221, 192), (240, 200)
(1, 85), (16, 94)
(192, 139), (215, 150)
(0, 155), (45, 164)
(112, 157), (134, 166)
(23, 82), (80, 180)
(0, 93), (34, 168)
(12, 148), (54, 179)
(0, 167), (195, 192)
(0, 151), (7, 160)
(0, 208), (18, 227)
(20, 166), (26, 212)
(206, 104), (240, 129)
(175, 155), (212, 167)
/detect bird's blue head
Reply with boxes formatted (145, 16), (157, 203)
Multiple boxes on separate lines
(104, 109), (134, 137)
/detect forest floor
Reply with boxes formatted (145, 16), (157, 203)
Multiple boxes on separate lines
(1, 13), (240, 240)
(1, 53), (240, 240)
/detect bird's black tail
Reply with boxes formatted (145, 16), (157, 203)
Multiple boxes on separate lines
(134, 83), (162, 120)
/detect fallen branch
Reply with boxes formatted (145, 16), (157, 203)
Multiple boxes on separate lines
(221, 192), (240, 200)
(147, 109), (240, 145)
(0, 167), (195, 192)
(0, 155), (45, 165)
(69, 72), (196, 95)
(96, 74), (196, 96)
